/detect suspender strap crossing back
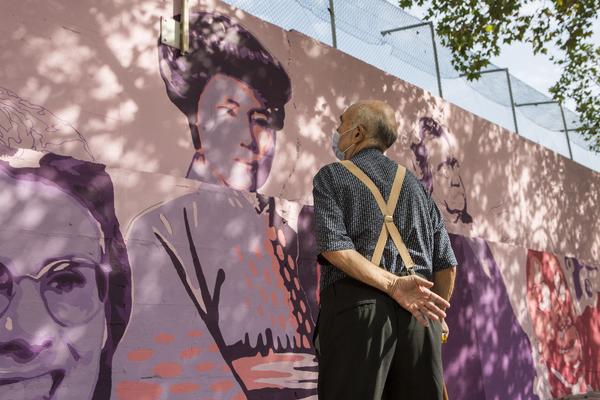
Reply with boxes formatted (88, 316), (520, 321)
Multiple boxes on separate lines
(340, 160), (415, 272)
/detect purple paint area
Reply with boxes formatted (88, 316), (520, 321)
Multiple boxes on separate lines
(565, 256), (599, 302)
(445, 234), (537, 400)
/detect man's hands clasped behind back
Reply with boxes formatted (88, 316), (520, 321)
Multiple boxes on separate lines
(387, 275), (450, 327)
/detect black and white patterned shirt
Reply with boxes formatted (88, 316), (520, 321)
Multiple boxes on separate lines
(313, 148), (457, 292)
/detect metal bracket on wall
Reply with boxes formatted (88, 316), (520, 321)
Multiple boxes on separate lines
(160, 0), (190, 54)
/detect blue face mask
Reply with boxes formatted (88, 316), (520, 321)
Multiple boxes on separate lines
(331, 126), (357, 160)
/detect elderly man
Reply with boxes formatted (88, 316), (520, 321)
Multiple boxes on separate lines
(313, 100), (457, 399)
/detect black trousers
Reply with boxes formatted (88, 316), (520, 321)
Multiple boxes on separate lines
(314, 277), (444, 400)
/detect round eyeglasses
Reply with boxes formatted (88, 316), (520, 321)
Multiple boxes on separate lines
(0, 258), (107, 327)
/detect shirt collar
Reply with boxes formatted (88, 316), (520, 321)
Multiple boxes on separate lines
(350, 147), (384, 162)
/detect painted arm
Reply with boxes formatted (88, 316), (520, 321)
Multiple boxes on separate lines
(321, 249), (449, 327)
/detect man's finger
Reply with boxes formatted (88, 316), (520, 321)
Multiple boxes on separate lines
(428, 290), (450, 309)
(421, 308), (441, 322)
(423, 300), (446, 319)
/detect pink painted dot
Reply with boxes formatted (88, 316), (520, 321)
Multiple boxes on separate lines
(276, 245), (285, 261)
(180, 347), (202, 360)
(271, 258), (279, 274)
(153, 362), (182, 378)
(305, 319), (312, 334)
(116, 381), (162, 400)
(299, 300), (307, 313)
(234, 245), (244, 262)
(154, 333), (175, 345)
(279, 315), (287, 329)
(263, 269), (272, 285)
(302, 335), (311, 349)
(211, 380), (235, 392)
(170, 383), (200, 394)
(277, 229), (287, 247)
(196, 362), (215, 373)
(248, 260), (259, 277)
(127, 348), (154, 362)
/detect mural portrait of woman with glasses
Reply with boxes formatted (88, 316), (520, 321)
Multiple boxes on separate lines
(0, 152), (131, 400)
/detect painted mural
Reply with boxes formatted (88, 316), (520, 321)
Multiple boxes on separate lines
(0, 152), (131, 400)
(0, 0), (599, 399)
(526, 251), (600, 397)
(410, 117), (473, 225)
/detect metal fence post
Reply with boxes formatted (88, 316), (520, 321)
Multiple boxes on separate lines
(328, 0), (337, 48)
(427, 22), (443, 98)
(559, 105), (574, 160)
(504, 69), (519, 134)
(381, 22), (443, 98)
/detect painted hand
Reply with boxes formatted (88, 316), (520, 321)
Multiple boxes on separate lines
(387, 275), (449, 327)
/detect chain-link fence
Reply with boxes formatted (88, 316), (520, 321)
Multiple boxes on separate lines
(222, 0), (600, 172)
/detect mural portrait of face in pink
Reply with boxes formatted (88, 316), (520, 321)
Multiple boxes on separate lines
(526, 250), (591, 397)
(158, 11), (290, 192)
(119, 9), (319, 399)
(411, 117), (472, 225)
(0, 153), (131, 400)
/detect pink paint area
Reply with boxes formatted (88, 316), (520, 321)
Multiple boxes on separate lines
(196, 362), (216, 373)
(127, 348), (154, 362)
(153, 362), (183, 378)
(180, 346), (202, 360)
(232, 351), (317, 390)
(210, 380), (236, 392)
(169, 382), (201, 394)
(154, 333), (175, 344)
(116, 381), (162, 400)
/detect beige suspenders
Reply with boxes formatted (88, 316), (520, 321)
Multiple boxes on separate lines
(340, 160), (415, 272)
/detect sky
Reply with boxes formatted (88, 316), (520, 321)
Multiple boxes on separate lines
(394, 0), (600, 111)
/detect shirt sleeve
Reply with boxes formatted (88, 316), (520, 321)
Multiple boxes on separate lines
(312, 166), (355, 254)
(429, 197), (458, 272)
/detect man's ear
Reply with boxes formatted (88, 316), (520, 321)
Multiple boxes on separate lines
(355, 124), (368, 142)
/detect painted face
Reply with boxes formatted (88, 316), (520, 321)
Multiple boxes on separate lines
(420, 120), (466, 213)
(526, 252), (583, 391)
(187, 73), (276, 192)
(0, 175), (106, 400)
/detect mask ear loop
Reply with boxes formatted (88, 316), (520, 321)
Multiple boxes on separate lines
(340, 141), (356, 155)
(339, 126), (358, 158)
